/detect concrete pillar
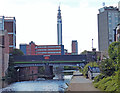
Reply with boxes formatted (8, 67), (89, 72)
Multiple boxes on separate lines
(53, 66), (64, 80)
(45, 64), (54, 79)
(0, 46), (2, 80)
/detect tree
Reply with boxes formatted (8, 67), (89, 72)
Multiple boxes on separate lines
(82, 62), (99, 77)
(81, 50), (87, 54)
(5, 55), (18, 84)
(5, 49), (23, 83)
(99, 42), (120, 76)
(108, 42), (120, 71)
(108, 42), (120, 61)
(10, 48), (24, 56)
(100, 58), (115, 76)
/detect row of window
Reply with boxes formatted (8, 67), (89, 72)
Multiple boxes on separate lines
(36, 46), (61, 48)
(36, 49), (61, 51)
(37, 52), (61, 54)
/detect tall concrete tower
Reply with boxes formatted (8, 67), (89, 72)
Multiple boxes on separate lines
(57, 6), (62, 45)
(98, 6), (119, 51)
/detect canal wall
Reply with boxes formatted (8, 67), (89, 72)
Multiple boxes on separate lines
(18, 66), (38, 81)
(18, 65), (55, 81)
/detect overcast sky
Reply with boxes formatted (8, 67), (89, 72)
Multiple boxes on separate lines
(0, 0), (119, 53)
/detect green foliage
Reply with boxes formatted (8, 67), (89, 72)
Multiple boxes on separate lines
(108, 42), (120, 61)
(64, 66), (78, 70)
(100, 58), (115, 76)
(80, 50), (87, 54)
(108, 42), (120, 71)
(5, 56), (18, 84)
(97, 77), (112, 90)
(93, 73), (105, 83)
(10, 48), (24, 56)
(93, 71), (120, 92)
(82, 62), (99, 77)
(93, 42), (120, 92)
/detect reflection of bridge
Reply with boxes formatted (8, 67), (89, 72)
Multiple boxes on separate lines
(13, 55), (88, 80)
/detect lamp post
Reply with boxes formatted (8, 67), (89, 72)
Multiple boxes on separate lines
(92, 39), (93, 50)
(17, 68), (20, 81)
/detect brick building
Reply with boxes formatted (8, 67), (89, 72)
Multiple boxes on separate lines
(0, 16), (16, 53)
(20, 41), (64, 56)
(72, 40), (78, 55)
(0, 30), (9, 80)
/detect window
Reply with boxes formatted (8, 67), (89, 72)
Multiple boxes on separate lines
(37, 46), (47, 48)
(48, 46), (61, 48)
(37, 52), (47, 54)
(37, 49), (47, 51)
(48, 49), (61, 51)
(48, 52), (61, 54)
(108, 12), (111, 17)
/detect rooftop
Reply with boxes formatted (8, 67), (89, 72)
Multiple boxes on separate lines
(99, 6), (118, 13)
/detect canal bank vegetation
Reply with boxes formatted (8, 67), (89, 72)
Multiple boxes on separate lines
(80, 62), (99, 78)
(4, 55), (18, 84)
(93, 42), (120, 92)
(4, 49), (24, 84)
(64, 66), (78, 70)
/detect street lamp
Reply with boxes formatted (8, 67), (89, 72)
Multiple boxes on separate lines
(17, 69), (20, 81)
(92, 39), (93, 50)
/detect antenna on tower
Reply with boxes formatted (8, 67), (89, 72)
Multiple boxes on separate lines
(92, 39), (93, 50)
(103, 2), (105, 7)
(58, 0), (60, 6)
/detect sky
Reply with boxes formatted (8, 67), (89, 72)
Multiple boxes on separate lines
(0, 0), (119, 53)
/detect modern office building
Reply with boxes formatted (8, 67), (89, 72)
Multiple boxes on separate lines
(20, 41), (64, 56)
(57, 6), (62, 45)
(118, 1), (120, 11)
(98, 6), (119, 51)
(0, 16), (16, 53)
(72, 40), (78, 55)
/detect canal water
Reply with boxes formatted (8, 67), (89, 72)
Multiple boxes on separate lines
(0, 75), (73, 92)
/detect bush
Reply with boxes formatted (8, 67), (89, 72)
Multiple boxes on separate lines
(93, 73), (105, 83)
(82, 62), (99, 77)
(100, 58), (116, 76)
(93, 71), (120, 92)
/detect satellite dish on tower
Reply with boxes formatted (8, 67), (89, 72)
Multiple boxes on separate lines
(103, 2), (105, 7)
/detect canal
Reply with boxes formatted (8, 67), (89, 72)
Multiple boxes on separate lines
(0, 71), (74, 92)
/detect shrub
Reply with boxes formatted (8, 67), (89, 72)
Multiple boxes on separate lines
(93, 71), (120, 92)
(82, 62), (99, 77)
(93, 73), (105, 83)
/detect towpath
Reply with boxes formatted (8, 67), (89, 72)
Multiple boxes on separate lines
(66, 71), (100, 91)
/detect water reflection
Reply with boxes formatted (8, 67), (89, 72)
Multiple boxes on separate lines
(0, 75), (72, 92)
(0, 80), (8, 89)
